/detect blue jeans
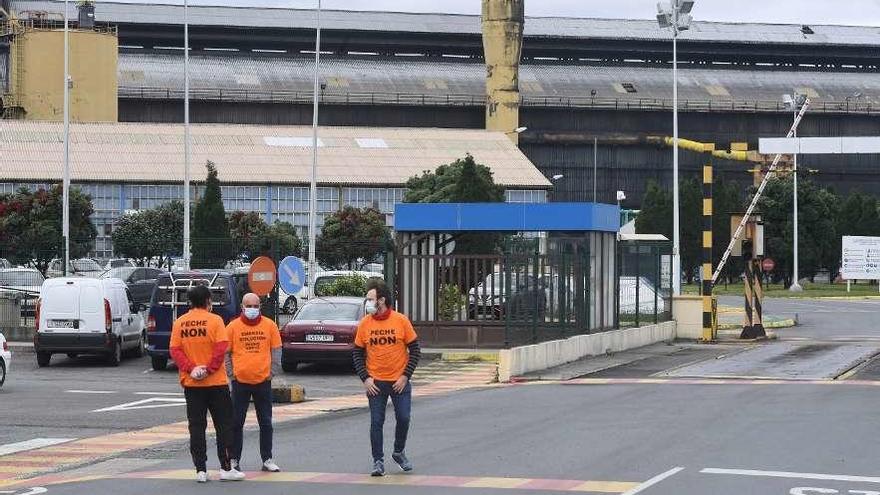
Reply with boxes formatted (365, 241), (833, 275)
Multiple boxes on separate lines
(367, 380), (412, 461)
(231, 380), (274, 462)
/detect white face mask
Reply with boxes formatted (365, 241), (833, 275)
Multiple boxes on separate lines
(365, 300), (378, 315)
(243, 307), (261, 320)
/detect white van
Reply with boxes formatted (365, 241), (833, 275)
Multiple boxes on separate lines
(35, 277), (145, 367)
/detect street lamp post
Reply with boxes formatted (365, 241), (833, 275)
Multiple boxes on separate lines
(308, 0), (323, 291)
(783, 93), (806, 292)
(183, 0), (191, 270)
(62, 0), (70, 276)
(657, 0), (694, 296)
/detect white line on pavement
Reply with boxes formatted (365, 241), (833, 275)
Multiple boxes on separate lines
(65, 390), (117, 394)
(621, 467), (685, 495)
(134, 392), (184, 396)
(0, 438), (76, 456)
(701, 468), (880, 484)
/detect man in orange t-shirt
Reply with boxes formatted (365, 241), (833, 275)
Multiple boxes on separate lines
(353, 279), (421, 477)
(169, 285), (243, 483)
(226, 292), (282, 473)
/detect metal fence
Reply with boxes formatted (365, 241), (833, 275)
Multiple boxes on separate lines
(616, 239), (673, 328)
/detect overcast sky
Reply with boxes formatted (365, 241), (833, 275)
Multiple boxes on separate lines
(116, 0), (880, 26)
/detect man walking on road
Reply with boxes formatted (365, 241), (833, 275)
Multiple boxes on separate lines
(226, 292), (283, 473)
(169, 285), (244, 483)
(353, 279), (421, 477)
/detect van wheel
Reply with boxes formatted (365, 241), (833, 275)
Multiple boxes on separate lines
(36, 352), (51, 367)
(107, 340), (122, 367)
(134, 332), (146, 358)
(282, 298), (297, 314)
(151, 356), (168, 371)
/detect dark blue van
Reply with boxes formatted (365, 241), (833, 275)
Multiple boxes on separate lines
(145, 271), (249, 371)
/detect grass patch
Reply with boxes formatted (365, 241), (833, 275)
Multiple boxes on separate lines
(683, 282), (880, 298)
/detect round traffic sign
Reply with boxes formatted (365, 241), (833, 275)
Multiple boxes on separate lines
(761, 258), (776, 272)
(278, 256), (306, 295)
(248, 256), (277, 296)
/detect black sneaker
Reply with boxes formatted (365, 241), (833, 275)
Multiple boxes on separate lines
(371, 459), (385, 477)
(392, 451), (413, 472)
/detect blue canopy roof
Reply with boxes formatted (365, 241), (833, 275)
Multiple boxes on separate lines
(393, 202), (619, 233)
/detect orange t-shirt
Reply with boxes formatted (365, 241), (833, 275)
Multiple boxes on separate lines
(354, 310), (418, 381)
(170, 308), (229, 388)
(227, 316), (281, 385)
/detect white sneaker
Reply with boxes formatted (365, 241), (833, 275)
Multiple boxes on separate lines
(262, 459), (281, 472)
(196, 471), (208, 483)
(219, 468), (245, 481)
(230, 459), (239, 470)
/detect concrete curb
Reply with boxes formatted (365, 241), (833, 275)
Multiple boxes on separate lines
(717, 318), (796, 330)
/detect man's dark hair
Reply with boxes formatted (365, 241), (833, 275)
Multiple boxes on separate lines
(367, 278), (392, 307)
(188, 285), (212, 308)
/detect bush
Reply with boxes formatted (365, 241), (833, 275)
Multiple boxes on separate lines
(438, 283), (465, 321)
(318, 274), (369, 297)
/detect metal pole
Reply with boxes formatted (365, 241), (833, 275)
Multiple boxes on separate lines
(790, 103), (802, 291)
(672, 25), (681, 296)
(592, 137), (597, 203)
(183, 0), (191, 269)
(62, 0), (70, 276)
(308, 0), (322, 291)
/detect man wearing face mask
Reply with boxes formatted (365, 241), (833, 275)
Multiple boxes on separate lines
(353, 279), (421, 477)
(225, 292), (283, 474)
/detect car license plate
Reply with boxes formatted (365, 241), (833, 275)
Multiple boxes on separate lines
(305, 334), (334, 342)
(48, 319), (76, 329)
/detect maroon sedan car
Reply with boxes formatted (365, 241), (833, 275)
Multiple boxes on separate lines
(280, 296), (365, 372)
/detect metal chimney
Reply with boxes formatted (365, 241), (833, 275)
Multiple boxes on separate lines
(77, 1), (95, 29)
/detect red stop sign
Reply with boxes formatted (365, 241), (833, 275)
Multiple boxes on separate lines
(762, 258), (776, 272)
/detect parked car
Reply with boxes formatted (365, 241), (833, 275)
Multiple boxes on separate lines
(467, 272), (547, 320)
(0, 332), (10, 388)
(278, 270), (382, 315)
(100, 266), (165, 305)
(104, 258), (136, 270)
(280, 296), (365, 371)
(618, 276), (667, 314)
(145, 271), (249, 371)
(46, 258), (104, 278)
(0, 268), (44, 316)
(34, 277), (146, 367)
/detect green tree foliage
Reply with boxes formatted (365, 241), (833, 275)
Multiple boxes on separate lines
(712, 177), (745, 285)
(317, 274), (370, 297)
(634, 180), (672, 240)
(757, 177), (839, 285)
(0, 185), (96, 274)
(316, 207), (391, 270)
(191, 161), (232, 268)
(404, 154), (505, 255)
(228, 212), (303, 260)
(112, 201), (184, 266)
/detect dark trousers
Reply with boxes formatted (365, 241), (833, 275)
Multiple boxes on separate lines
(231, 380), (274, 463)
(367, 380), (412, 461)
(184, 385), (234, 472)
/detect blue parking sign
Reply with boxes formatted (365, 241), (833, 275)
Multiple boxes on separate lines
(278, 256), (306, 295)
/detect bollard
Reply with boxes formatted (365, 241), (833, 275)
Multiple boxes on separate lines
(272, 383), (306, 403)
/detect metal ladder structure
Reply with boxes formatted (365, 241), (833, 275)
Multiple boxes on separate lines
(156, 272), (223, 320)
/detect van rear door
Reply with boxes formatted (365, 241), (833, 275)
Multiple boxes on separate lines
(41, 282), (81, 332)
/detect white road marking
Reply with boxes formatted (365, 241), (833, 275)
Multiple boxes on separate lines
(702, 468), (880, 484)
(134, 392), (183, 396)
(0, 438), (76, 456)
(65, 390), (117, 394)
(92, 397), (187, 413)
(621, 467), (684, 495)
(16, 488), (48, 495)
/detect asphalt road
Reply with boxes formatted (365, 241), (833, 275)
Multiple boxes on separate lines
(18, 379), (880, 495)
(0, 352), (365, 446)
(719, 296), (880, 342)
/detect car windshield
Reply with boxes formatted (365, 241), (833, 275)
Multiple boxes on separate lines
(73, 259), (102, 272)
(294, 301), (362, 321)
(0, 271), (44, 286)
(101, 267), (137, 279)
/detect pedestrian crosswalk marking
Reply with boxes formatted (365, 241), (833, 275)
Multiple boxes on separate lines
(0, 439), (76, 457)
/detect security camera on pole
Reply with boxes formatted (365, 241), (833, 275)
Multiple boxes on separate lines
(657, 0), (695, 296)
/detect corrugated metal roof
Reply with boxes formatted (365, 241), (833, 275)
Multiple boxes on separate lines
(0, 121), (552, 188)
(9, 0), (880, 47)
(116, 52), (880, 104)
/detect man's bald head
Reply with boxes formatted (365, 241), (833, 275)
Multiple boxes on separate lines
(242, 293), (261, 308)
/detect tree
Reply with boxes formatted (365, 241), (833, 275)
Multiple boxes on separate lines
(679, 177), (702, 284)
(634, 180), (672, 240)
(111, 201), (184, 266)
(0, 185), (97, 275)
(835, 191), (880, 282)
(228, 212), (303, 260)
(712, 177), (745, 285)
(191, 161), (232, 268)
(404, 154), (505, 254)
(316, 206), (391, 269)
